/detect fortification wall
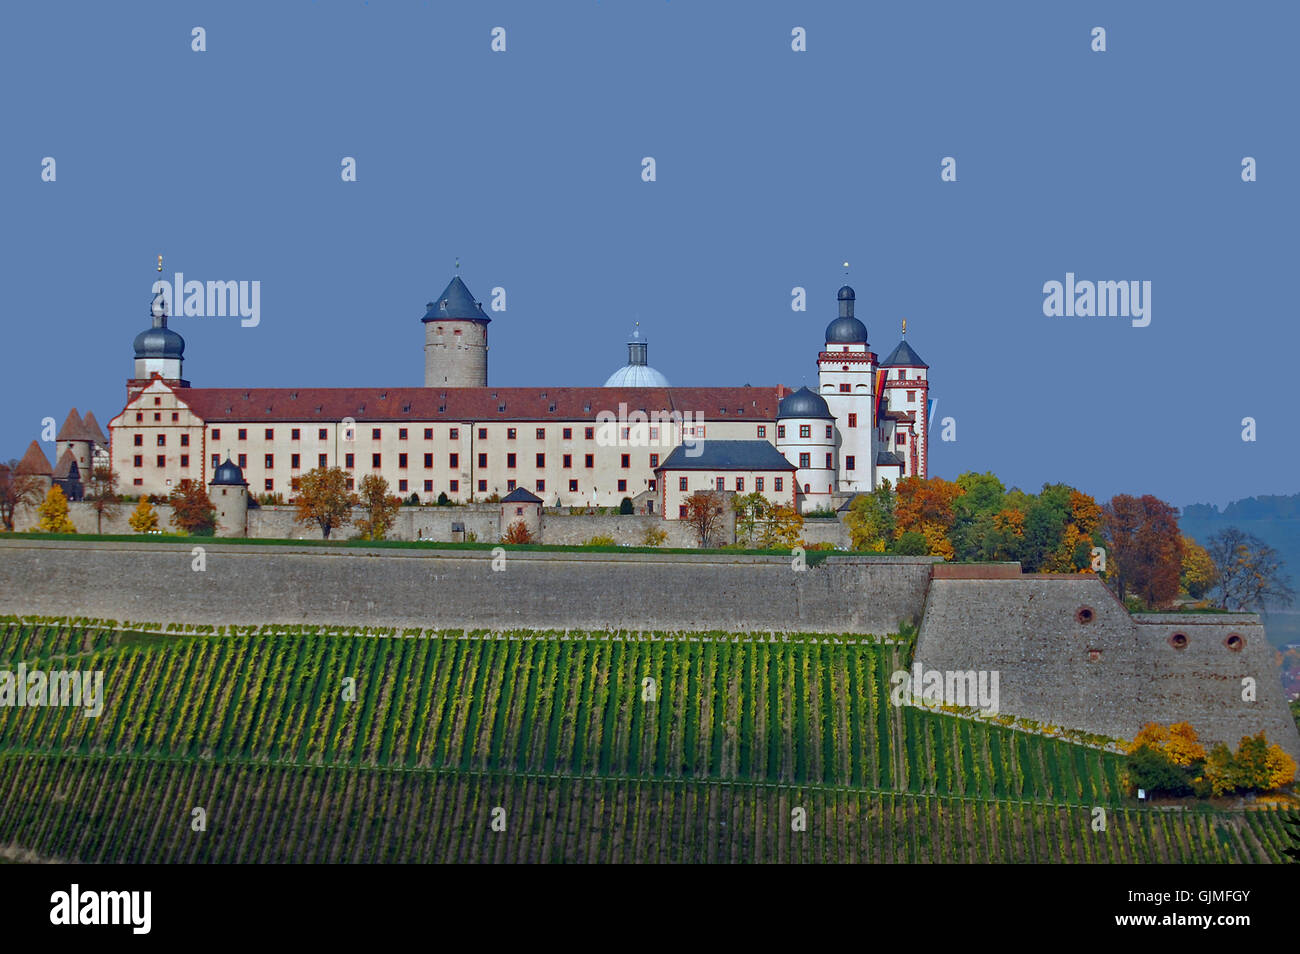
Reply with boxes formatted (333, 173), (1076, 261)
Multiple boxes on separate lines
(913, 576), (1300, 760)
(0, 539), (935, 636)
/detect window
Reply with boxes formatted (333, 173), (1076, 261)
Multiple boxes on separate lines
(507, 453), (517, 468)
(319, 428), (328, 440)
(264, 479), (274, 491)
(346, 478), (355, 490)
(212, 428), (221, 440)
(154, 397), (161, 405)
(133, 455), (143, 467)
(620, 427), (630, 440)
(715, 477), (725, 491)
(899, 370), (908, 380)
(238, 454), (247, 468)
(536, 453), (545, 468)
(449, 480), (459, 492)
(156, 455), (166, 467)
(649, 426), (659, 440)
(478, 428), (487, 439)
(896, 434), (906, 446)
(568, 479), (578, 492)
(136, 412), (143, 422)
(621, 454), (630, 468)
(291, 428), (301, 440)
(319, 454), (328, 468)
(649, 454), (659, 468)
(290, 454), (300, 469)
(846, 455), (855, 471)
(478, 480), (487, 492)
(449, 428), (459, 440)
(584, 454), (594, 468)
(679, 505), (688, 518)
(536, 480), (545, 492)
(774, 477), (783, 492)
(133, 478), (142, 486)
(180, 455), (190, 468)
(449, 453), (459, 468)
(398, 428), (408, 440)
(840, 383), (851, 393)
(478, 453), (487, 468)
(799, 453), (810, 468)
(424, 428), (433, 439)
(847, 413), (857, 428)
(736, 477), (744, 492)
(648, 480), (656, 492)
(562, 454), (571, 468)
(798, 425), (811, 438)
(536, 428), (545, 439)
(804, 483), (810, 493)
(756, 477), (764, 492)
(372, 453), (382, 468)
(756, 425), (766, 438)
(172, 412), (180, 422)
(265, 454), (275, 469)
(563, 428), (572, 440)
(211, 454), (220, 469)
(344, 453), (354, 468)
(399, 453), (408, 469)
(180, 434), (190, 447)
(907, 391), (916, 402)
(825, 453), (833, 468)
(507, 479), (517, 491)
(157, 434), (166, 446)
(777, 425), (785, 439)
(424, 480), (433, 492)
(238, 429), (247, 440)
(679, 477), (688, 491)
(291, 477), (301, 491)
(617, 479), (627, 492)
(134, 434), (143, 446)
(265, 429), (274, 440)
(153, 413), (161, 422)
(507, 428), (517, 439)
(584, 427), (594, 440)
(826, 425), (833, 438)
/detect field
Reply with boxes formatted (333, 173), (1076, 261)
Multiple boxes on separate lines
(0, 618), (1291, 863)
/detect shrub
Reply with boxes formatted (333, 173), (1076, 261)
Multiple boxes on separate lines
(892, 531), (927, 555)
(437, 492), (450, 506)
(583, 535), (617, 547)
(501, 521), (532, 544)
(640, 526), (668, 547)
(619, 497), (634, 515)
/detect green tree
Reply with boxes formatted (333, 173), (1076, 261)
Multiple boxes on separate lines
(731, 491), (768, 547)
(892, 531), (927, 555)
(1126, 745), (1192, 797)
(846, 481), (896, 552)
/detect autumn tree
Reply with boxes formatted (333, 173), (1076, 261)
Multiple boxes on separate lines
(84, 465), (121, 534)
(169, 480), (217, 535)
(731, 491), (769, 547)
(1179, 536), (1217, 600)
(354, 474), (401, 541)
(1127, 722), (1206, 768)
(501, 520), (533, 544)
(1205, 527), (1295, 611)
(846, 481), (896, 552)
(1101, 493), (1182, 607)
(128, 497), (159, 533)
(0, 461), (42, 531)
(34, 485), (76, 533)
(894, 475), (963, 559)
(684, 490), (725, 547)
(761, 504), (804, 550)
(294, 466), (355, 540)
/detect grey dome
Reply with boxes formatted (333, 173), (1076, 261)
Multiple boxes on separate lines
(825, 315), (868, 343)
(837, 286), (855, 301)
(777, 386), (834, 420)
(209, 457), (247, 486)
(133, 324), (185, 359)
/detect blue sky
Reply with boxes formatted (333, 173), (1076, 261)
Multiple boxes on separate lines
(2, 1), (1295, 509)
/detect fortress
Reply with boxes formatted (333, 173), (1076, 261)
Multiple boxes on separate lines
(1, 538), (1296, 763)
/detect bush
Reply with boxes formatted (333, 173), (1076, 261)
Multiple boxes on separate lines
(407, 493), (420, 505)
(437, 492), (450, 506)
(1126, 744), (1192, 797)
(892, 531), (927, 555)
(619, 497), (634, 515)
(804, 506), (838, 519)
(583, 534), (617, 547)
(501, 521), (532, 544)
(640, 526), (668, 547)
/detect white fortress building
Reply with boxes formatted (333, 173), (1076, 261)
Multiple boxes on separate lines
(108, 276), (930, 518)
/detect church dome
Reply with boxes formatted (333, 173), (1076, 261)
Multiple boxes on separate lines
(778, 386), (834, 420)
(209, 457), (247, 486)
(604, 326), (670, 387)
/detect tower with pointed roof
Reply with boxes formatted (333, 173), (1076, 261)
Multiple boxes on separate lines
(878, 324), (930, 482)
(423, 275), (491, 387)
(817, 285), (877, 493)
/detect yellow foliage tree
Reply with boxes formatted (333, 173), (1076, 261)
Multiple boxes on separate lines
(1265, 744), (1297, 790)
(760, 504), (804, 550)
(34, 485), (76, 533)
(1165, 721), (1207, 768)
(1127, 722), (1169, 754)
(128, 497), (159, 533)
(1180, 536), (1217, 600)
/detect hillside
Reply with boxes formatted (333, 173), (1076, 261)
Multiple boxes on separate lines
(0, 618), (1289, 863)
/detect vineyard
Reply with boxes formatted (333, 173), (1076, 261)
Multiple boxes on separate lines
(0, 618), (1292, 863)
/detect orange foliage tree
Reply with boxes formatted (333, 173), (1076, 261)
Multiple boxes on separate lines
(894, 476), (964, 560)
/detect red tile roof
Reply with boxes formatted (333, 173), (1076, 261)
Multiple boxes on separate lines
(52, 448), (79, 480)
(55, 409), (83, 442)
(80, 410), (109, 445)
(174, 386), (787, 424)
(14, 440), (52, 476)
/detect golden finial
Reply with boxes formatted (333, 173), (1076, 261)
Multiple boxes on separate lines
(902, 318), (907, 336)
(157, 254), (163, 273)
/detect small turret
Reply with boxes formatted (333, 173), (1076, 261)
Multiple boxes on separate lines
(208, 457), (248, 537)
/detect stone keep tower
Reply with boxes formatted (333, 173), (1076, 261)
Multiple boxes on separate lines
(817, 286), (876, 494)
(209, 457), (249, 537)
(423, 276), (491, 387)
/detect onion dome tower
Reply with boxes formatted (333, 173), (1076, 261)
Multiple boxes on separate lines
(775, 386), (838, 513)
(422, 274), (491, 387)
(133, 287), (185, 383)
(603, 325), (670, 387)
(817, 284), (876, 493)
(208, 457), (249, 537)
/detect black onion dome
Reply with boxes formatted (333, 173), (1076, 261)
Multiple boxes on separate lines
(209, 457), (247, 486)
(777, 386), (834, 420)
(133, 324), (185, 359)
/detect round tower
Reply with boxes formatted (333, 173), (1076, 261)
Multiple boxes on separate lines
(423, 276), (491, 387)
(209, 457), (249, 538)
(776, 386), (838, 513)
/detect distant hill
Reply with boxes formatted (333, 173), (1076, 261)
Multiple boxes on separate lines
(1180, 493), (1300, 648)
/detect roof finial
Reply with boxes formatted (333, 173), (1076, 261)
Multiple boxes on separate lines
(842, 260), (850, 278)
(157, 254), (163, 273)
(454, 257), (460, 274)
(902, 318), (907, 336)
